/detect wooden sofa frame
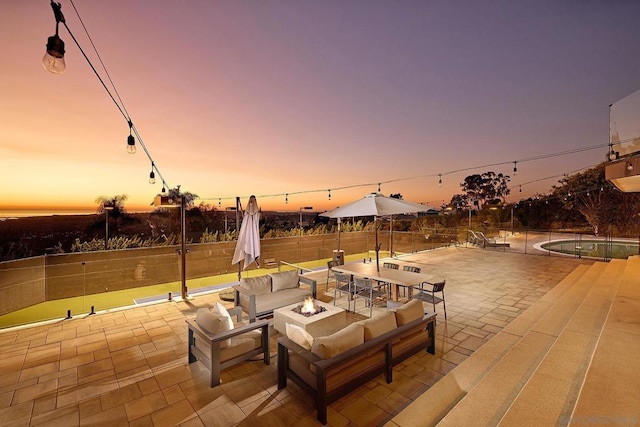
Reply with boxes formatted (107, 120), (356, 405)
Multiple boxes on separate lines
(277, 313), (436, 424)
(187, 306), (270, 387)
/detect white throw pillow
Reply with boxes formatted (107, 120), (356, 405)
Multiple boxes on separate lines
(212, 302), (234, 331)
(286, 323), (314, 350)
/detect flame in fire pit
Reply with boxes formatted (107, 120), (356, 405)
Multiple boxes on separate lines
(301, 296), (317, 315)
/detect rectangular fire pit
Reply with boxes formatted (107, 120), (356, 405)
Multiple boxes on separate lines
(273, 300), (347, 338)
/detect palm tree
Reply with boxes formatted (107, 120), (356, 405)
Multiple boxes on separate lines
(95, 194), (128, 237)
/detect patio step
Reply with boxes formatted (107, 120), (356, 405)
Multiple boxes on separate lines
(497, 259), (626, 426)
(435, 262), (607, 426)
(571, 256), (640, 422)
(391, 262), (593, 427)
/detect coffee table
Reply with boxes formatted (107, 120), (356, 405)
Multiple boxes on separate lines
(273, 300), (347, 338)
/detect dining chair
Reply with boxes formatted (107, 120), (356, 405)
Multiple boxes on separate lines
(326, 260), (335, 291)
(353, 277), (385, 317)
(379, 262), (400, 297)
(400, 265), (421, 297)
(333, 272), (352, 311)
(413, 279), (447, 319)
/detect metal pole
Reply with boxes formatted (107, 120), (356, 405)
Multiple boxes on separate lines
(104, 209), (108, 250)
(511, 206), (514, 235)
(180, 194), (187, 300)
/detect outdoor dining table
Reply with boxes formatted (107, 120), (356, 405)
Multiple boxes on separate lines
(332, 262), (443, 301)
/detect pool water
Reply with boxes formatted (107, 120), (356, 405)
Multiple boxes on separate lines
(540, 239), (640, 259)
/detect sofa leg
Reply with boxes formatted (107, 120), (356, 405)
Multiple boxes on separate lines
(427, 322), (435, 355)
(277, 342), (287, 389)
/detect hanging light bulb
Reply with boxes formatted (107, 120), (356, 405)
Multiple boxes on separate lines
(328, 189), (331, 200)
(218, 198), (221, 207)
(43, 35), (65, 74)
(126, 121), (136, 154)
(285, 194), (288, 204)
(149, 163), (156, 184)
(43, 1), (66, 74)
(513, 161), (518, 175)
(627, 161), (634, 171)
(438, 174), (442, 186)
(378, 183), (381, 192)
(162, 185), (166, 193)
(519, 185), (522, 193)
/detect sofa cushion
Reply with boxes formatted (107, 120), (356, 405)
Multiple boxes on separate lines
(395, 299), (425, 326)
(311, 323), (364, 359)
(195, 308), (232, 348)
(286, 323), (314, 350)
(270, 270), (300, 292)
(360, 310), (397, 341)
(254, 288), (310, 314)
(221, 330), (262, 363)
(240, 275), (272, 295)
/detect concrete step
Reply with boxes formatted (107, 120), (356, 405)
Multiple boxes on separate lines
(497, 260), (626, 426)
(571, 256), (640, 423)
(391, 262), (591, 427)
(436, 262), (607, 426)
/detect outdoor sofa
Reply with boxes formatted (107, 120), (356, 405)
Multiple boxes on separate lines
(277, 299), (436, 424)
(233, 270), (317, 322)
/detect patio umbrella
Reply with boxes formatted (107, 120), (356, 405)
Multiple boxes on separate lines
(320, 193), (430, 271)
(232, 195), (261, 274)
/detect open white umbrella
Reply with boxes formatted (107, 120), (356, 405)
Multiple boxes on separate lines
(232, 195), (261, 272)
(320, 193), (430, 271)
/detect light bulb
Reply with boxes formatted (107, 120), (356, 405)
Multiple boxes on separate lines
(42, 35), (66, 74)
(149, 170), (156, 184)
(127, 134), (136, 154)
(438, 174), (442, 186)
(513, 162), (518, 175)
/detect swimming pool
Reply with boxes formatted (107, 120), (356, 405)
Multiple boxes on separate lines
(537, 239), (640, 259)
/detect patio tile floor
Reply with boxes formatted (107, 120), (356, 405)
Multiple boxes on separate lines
(0, 246), (589, 426)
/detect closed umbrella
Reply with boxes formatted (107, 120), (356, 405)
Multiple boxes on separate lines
(321, 193), (430, 271)
(232, 195), (261, 273)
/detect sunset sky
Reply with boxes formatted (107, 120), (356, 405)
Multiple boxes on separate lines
(2, 1), (640, 216)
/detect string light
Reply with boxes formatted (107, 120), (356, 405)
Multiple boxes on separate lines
(513, 161), (518, 175)
(285, 194), (288, 204)
(328, 189), (331, 200)
(377, 183), (381, 192)
(43, 1), (172, 191)
(438, 174), (442, 186)
(149, 162), (155, 184)
(127, 120), (136, 154)
(218, 198), (221, 207)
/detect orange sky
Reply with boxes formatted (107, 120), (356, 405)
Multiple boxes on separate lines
(2, 1), (640, 217)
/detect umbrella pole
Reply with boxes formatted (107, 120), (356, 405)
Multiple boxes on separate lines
(236, 196), (242, 282)
(375, 216), (380, 272)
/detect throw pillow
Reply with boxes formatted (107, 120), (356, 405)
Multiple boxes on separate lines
(212, 302), (234, 331)
(286, 323), (314, 350)
(195, 309), (232, 348)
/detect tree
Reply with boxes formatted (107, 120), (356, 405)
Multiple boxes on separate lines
(389, 193), (403, 199)
(95, 194), (128, 235)
(458, 171), (511, 209)
(553, 163), (640, 235)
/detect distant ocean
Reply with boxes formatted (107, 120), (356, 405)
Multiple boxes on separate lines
(0, 209), (96, 219)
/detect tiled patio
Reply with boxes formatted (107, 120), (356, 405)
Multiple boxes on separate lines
(0, 247), (589, 426)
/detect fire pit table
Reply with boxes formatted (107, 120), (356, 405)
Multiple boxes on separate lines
(273, 299), (347, 338)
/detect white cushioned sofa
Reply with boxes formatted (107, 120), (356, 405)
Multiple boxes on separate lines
(277, 299), (436, 424)
(233, 270), (317, 322)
